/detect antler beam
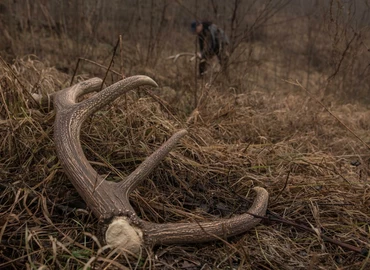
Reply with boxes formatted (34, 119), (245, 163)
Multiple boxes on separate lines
(53, 75), (269, 254)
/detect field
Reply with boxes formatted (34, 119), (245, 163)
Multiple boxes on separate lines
(1, 1), (370, 269)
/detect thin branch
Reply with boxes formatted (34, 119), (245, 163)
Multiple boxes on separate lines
(242, 210), (369, 257)
(286, 80), (370, 151)
(271, 170), (290, 203)
(70, 57), (81, 86)
(101, 38), (120, 90)
(266, 212), (369, 257)
(327, 31), (358, 81)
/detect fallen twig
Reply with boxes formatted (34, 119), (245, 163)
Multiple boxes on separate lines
(167, 52), (198, 63)
(254, 210), (369, 257)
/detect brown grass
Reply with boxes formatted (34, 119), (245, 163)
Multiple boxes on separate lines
(1, 1), (370, 269)
(1, 53), (369, 269)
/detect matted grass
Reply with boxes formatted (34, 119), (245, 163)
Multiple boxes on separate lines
(0, 55), (369, 269)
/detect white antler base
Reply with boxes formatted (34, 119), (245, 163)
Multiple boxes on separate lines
(105, 217), (144, 254)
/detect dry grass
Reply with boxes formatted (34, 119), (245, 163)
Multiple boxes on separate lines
(0, 53), (369, 269)
(1, 1), (370, 268)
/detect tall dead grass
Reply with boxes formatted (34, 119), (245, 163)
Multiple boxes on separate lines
(1, 54), (369, 269)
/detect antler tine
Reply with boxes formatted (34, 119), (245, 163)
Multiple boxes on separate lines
(119, 129), (188, 195)
(54, 76), (158, 122)
(54, 76), (159, 220)
(31, 77), (103, 110)
(63, 77), (104, 101)
(141, 187), (268, 246)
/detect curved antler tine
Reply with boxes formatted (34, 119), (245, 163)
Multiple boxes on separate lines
(68, 77), (104, 100)
(119, 129), (188, 194)
(71, 75), (157, 121)
(142, 187), (268, 245)
(54, 76), (159, 220)
(53, 78), (103, 107)
(31, 78), (102, 110)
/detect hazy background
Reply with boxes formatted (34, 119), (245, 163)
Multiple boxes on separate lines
(1, 0), (370, 104)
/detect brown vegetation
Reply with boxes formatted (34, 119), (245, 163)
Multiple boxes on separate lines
(1, 0), (370, 269)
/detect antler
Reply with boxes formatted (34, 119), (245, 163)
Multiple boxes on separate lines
(53, 75), (269, 254)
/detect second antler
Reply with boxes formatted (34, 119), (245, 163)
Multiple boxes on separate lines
(52, 76), (269, 254)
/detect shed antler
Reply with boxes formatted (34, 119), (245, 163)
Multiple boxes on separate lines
(53, 76), (269, 254)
